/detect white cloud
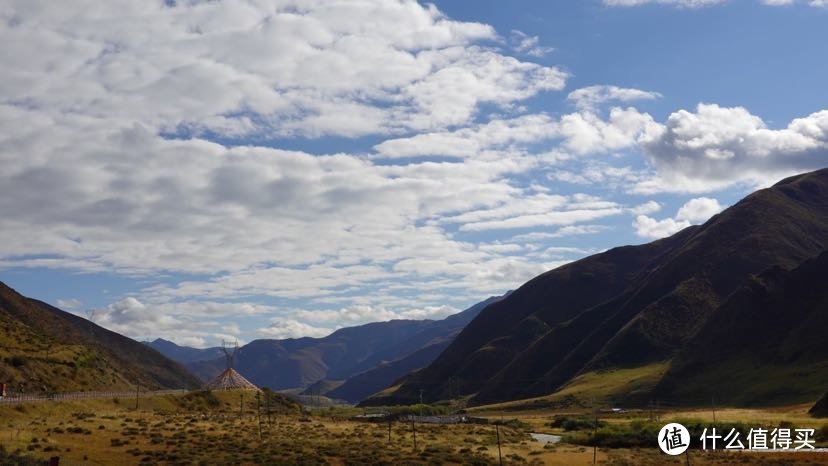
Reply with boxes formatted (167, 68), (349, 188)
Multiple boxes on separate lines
(377, 105), (660, 164)
(633, 197), (723, 238)
(567, 85), (661, 111)
(637, 104), (828, 193)
(175, 336), (209, 349)
(255, 302), (460, 340)
(604, 0), (726, 7)
(630, 201), (662, 215)
(3, 0), (823, 341)
(259, 319), (333, 339)
(459, 208), (623, 232)
(92, 297), (182, 339)
(763, 0), (827, 6)
(606, 0), (826, 6)
(559, 107), (661, 154)
(0, 0), (567, 138)
(675, 197), (722, 222)
(439, 191), (623, 232)
(548, 225), (609, 237)
(0, 2), (579, 328)
(56, 298), (83, 311)
(510, 30), (555, 57)
(221, 324), (242, 336)
(633, 215), (691, 239)
(68, 295), (278, 344)
(398, 305), (458, 320)
(374, 113), (558, 159)
(375, 105), (661, 160)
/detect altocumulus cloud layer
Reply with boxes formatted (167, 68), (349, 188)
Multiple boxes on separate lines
(1, 0), (826, 344)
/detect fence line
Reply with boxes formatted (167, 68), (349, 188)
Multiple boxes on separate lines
(0, 389), (186, 405)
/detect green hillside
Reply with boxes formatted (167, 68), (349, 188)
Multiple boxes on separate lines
(0, 282), (200, 393)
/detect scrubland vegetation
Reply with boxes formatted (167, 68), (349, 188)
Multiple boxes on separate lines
(1, 391), (827, 465)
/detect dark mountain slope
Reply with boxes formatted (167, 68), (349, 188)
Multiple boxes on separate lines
(656, 250), (828, 406)
(0, 282), (200, 392)
(365, 226), (699, 405)
(301, 378), (344, 397)
(340, 295), (505, 379)
(184, 295), (503, 392)
(371, 167), (828, 407)
(326, 337), (453, 403)
(477, 170), (828, 405)
(811, 393), (828, 418)
(324, 295), (505, 402)
(187, 319), (433, 389)
(148, 338), (223, 364)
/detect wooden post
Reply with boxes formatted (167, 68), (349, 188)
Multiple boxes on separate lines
(412, 418), (417, 450)
(711, 395), (717, 424)
(256, 391), (262, 440)
(267, 391), (272, 426)
(496, 423), (503, 466)
(592, 397), (598, 464)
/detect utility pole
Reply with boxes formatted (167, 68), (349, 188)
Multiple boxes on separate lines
(388, 417), (392, 443)
(135, 383), (139, 410)
(266, 391), (272, 426)
(592, 397), (598, 465)
(411, 418), (417, 450)
(256, 391), (262, 441)
(656, 399), (660, 422)
(240, 392), (244, 417)
(495, 423), (503, 466)
(419, 389), (424, 417)
(711, 395), (717, 424)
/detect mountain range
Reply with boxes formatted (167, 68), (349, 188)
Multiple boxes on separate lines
(0, 281), (200, 393)
(366, 167), (828, 408)
(150, 295), (504, 402)
(4, 167), (826, 410)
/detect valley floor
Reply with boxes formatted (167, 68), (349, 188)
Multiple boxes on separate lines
(1, 392), (826, 465)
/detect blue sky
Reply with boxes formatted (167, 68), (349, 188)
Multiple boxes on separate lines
(1, 0), (826, 347)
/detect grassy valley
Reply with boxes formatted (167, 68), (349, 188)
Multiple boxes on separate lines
(2, 391), (826, 465)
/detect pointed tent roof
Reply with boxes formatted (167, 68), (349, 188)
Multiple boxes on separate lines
(204, 368), (259, 391)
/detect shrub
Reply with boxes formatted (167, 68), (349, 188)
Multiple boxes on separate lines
(9, 355), (26, 367)
(389, 404), (450, 416)
(110, 438), (130, 447)
(550, 415), (606, 431)
(564, 419), (756, 449)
